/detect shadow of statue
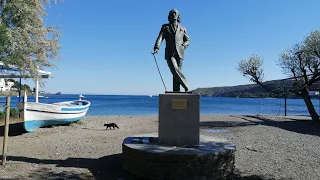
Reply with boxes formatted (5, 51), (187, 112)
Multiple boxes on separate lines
(200, 115), (320, 137)
(241, 115), (320, 136)
(4, 154), (145, 180)
(2, 154), (291, 180)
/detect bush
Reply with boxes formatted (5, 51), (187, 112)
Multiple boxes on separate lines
(0, 111), (5, 120)
(10, 108), (19, 118)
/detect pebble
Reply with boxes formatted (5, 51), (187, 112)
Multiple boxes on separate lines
(0, 115), (319, 180)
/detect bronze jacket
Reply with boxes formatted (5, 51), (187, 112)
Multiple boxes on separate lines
(154, 23), (190, 60)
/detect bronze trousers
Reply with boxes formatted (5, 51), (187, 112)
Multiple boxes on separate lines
(166, 52), (188, 92)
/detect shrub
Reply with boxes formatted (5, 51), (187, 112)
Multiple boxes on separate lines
(0, 111), (5, 120)
(10, 108), (19, 118)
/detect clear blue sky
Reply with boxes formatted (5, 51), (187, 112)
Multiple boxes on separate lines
(26, 0), (320, 95)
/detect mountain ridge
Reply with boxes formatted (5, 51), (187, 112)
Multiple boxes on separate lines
(191, 79), (301, 98)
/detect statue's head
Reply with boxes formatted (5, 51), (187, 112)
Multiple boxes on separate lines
(168, 9), (181, 23)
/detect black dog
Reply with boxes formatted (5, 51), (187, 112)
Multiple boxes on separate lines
(104, 123), (119, 130)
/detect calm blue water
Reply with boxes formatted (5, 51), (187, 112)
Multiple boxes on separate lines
(0, 94), (319, 116)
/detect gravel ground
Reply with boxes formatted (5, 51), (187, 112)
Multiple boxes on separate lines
(0, 115), (319, 180)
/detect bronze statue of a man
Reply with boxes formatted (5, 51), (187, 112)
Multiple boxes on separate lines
(153, 9), (190, 92)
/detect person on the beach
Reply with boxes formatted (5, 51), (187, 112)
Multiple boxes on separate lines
(153, 9), (190, 92)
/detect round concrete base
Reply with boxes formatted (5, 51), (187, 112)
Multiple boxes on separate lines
(122, 133), (236, 180)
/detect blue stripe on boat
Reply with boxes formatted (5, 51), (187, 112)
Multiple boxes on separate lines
(27, 109), (87, 114)
(24, 117), (84, 132)
(61, 107), (89, 111)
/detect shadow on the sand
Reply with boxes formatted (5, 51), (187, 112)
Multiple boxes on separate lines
(2, 168), (95, 180)
(3, 155), (288, 180)
(227, 174), (290, 180)
(200, 115), (320, 137)
(0, 121), (84, 137)
(200, 120), (257, 128)
(4, 154), (144, 180)
(0, 122), (26, 137)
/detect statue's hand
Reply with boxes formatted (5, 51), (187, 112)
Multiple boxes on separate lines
(153, 48), (159, 54)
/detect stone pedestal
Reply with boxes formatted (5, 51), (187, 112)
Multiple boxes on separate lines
(121, 93), (237, 179)
(122, 134), (236, 180)
(158, 92), (200, 146)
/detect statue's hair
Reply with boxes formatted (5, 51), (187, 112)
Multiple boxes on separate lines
(168, 9), (181, 23)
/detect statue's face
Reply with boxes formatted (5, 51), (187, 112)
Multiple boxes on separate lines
(169, 10), (179, 22)
(171, 11), (178, 20)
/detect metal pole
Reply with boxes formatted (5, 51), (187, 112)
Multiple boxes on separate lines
(2, 96), (11, 165)
(35, 80), (38, 103)
(284, 95), (287, 116)
(151, 52), (167, 92)
(18, 78), (21, 103)
(318, 94), (320, 114)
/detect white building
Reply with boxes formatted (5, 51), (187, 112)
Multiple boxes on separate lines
(0, 78), (15, 91)
(308, 91), (320, 96)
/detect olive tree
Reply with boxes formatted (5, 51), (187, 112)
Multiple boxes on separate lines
(238, 30), (320, 122)
(0, 0), (61, 82)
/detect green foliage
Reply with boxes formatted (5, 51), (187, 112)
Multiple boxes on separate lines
(21, 84), (31, 92)
(10, 108), (19, 118)
(0, 111), (5, 120)
(238, 54), (264, 83)
(0, 24), (9, 55)
(304, 30), (320, 57)
(6, 78), (32, 92)
(0, 0), (61, 83)
(0, 108), (20, 120)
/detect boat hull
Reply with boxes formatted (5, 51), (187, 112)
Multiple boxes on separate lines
(17, 100), (90, 132)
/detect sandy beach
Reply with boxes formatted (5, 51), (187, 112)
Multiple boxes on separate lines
(0, 115), (319, 180)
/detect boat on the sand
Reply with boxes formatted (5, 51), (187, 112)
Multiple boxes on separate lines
(17, 91), (91, 132)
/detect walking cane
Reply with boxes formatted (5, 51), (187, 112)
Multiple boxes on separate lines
(151, 52), (167, 92)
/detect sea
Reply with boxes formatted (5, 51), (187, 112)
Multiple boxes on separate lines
(0, 94), (319, 116)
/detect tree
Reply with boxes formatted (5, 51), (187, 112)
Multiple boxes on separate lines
(7, 78), (19, 91)
(21, 84), (31, 92)
(0, 0), (61, 83)
(237, 30), (320, 122)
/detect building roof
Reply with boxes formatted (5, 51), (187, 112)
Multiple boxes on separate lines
(0, 61), (51, 78)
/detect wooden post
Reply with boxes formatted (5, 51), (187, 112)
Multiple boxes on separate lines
(2, 96), (10, 165)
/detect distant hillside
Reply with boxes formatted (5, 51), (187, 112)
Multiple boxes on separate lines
(192, 79), (301, 98)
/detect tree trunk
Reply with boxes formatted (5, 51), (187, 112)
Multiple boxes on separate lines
(301, 88), (319, 121)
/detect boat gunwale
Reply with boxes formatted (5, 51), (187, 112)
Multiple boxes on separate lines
(28, 100), (91, 109)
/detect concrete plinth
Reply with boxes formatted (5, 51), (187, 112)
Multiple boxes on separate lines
(158, 93), (200, 146)
(122, 133), (236, 180)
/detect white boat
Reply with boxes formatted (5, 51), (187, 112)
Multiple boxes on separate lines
(1, 61), (91, 132)
(17, 91), (91, 132)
